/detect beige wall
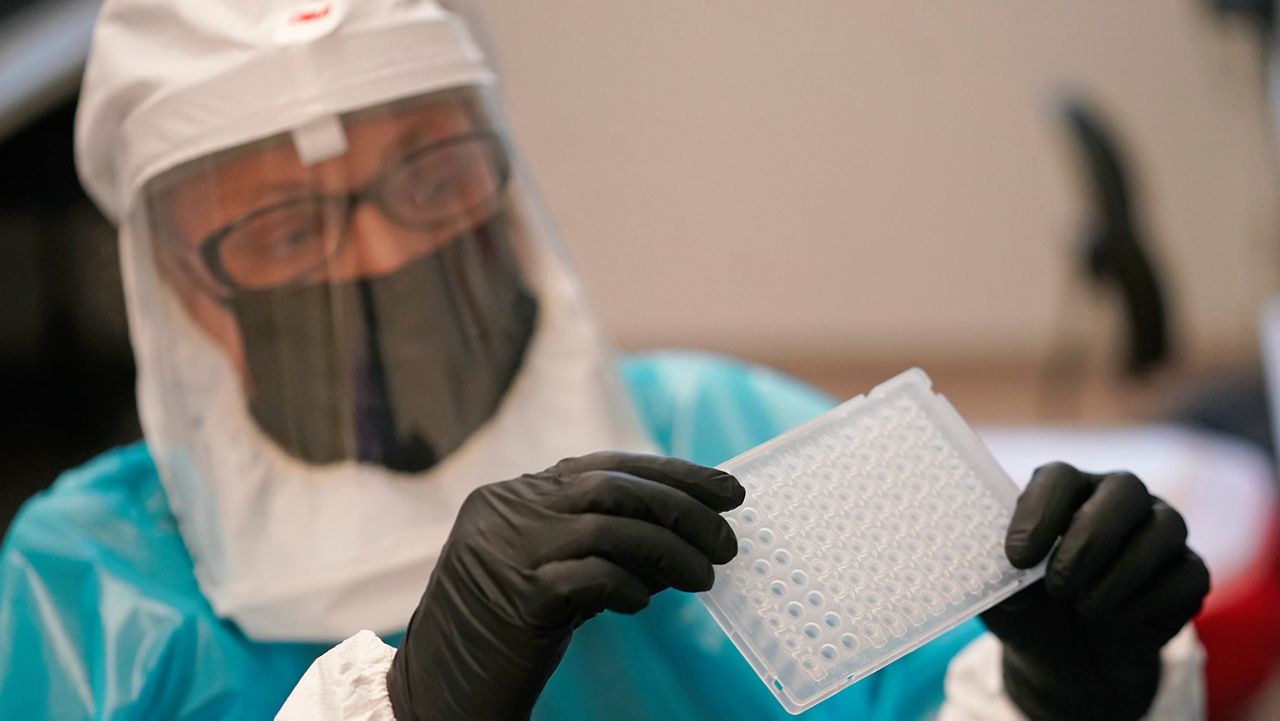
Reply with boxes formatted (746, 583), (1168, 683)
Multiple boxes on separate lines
(465, 1), (1278, 367)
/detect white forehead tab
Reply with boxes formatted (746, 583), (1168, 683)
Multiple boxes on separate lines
(292, 115), (349, 166)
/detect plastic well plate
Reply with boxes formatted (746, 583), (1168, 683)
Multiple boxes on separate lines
(699, 369), (1044, 714)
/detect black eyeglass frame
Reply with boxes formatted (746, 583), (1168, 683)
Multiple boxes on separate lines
(193, 128), (511, 293)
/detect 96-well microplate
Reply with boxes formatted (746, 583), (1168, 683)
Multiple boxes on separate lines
(699, 369), (1044, 714)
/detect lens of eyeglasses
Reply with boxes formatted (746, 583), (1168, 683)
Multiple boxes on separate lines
(216, 196), (348, 290)
(378, 134), (507, 228)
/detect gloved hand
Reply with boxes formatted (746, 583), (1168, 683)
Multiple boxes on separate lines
(980, 462), (1210, 721)
(385, 451), (744, 721)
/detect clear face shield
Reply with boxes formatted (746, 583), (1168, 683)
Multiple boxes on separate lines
(121, 83), (652, 639)
(140, 87), (539, 474)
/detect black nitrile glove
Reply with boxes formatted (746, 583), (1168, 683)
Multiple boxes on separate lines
(981, 462), (1210, 721)
(385, 452), (744, 721)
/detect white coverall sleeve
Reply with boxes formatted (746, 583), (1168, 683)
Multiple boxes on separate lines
(275, 630), (398, 721)
(938, 625), (1205, 721)
(281, 627), (1204, 720)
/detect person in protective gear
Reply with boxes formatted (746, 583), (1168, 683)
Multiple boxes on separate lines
(0, 1), (1208, 720)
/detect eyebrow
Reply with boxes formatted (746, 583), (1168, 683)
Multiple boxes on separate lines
(221, 180), (329, 220)
(378, 120), (476, 169)
(254, 181), (326, 203)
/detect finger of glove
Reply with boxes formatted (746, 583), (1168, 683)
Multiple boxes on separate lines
(531, 557), (652, 627)
(548, 513), (716, 591)
(1078, 499), (1188, 618)
(552, 452), (745, 512)
(1005, 462), (1099, 568)
(548, 470), (738, 563)
(1117, 551), (1211, 640)
(1047, 472), (1152, 598)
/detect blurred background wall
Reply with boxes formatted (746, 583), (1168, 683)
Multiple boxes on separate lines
(1, 0), (1278, 520)
(461, 0), (1280, 418)
(0, 0), (137, 531)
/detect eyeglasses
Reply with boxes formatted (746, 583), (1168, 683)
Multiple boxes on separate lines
(196, 130), (511, 292)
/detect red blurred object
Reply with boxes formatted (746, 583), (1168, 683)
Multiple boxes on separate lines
(1196, 509), (1280, 720)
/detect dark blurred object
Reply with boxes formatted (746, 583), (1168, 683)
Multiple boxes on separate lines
(0, 0), (139, 535)
(1063, 95), (1175, 377)
(1171, 369), (1275, 458)
(0, 0), (100, 141)
(0, 100), (139, 534)
(0, 0), (51, 22)
(1207, 0), (1275, 36)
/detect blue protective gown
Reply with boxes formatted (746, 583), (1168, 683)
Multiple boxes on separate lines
(0, 352), (982, 720)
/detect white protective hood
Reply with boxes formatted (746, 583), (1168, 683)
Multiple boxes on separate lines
(75, 0), (654, 641)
